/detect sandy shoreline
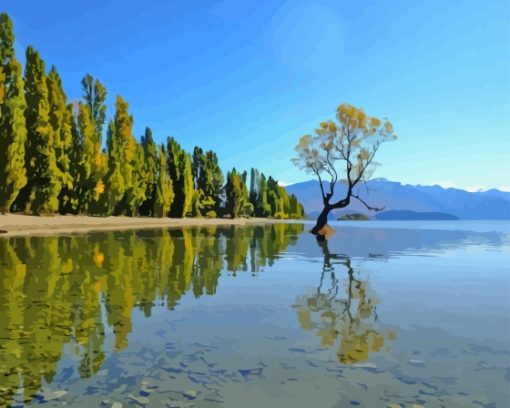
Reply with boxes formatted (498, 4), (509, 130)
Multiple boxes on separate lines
(0, 214), (278, 237)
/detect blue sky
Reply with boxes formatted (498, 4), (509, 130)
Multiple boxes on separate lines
(3, 0), (510, 190)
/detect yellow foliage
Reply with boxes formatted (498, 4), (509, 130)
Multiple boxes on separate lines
(370, 117), (381, 128)
(298, 309), (312, 330)
(94, 179), (105, 195)
(358, 149), (370, 161)
(298, 134), (311, 149)
(93, 250), (104, 267)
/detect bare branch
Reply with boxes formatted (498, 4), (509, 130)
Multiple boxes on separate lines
(352, 193), (384, 212)
(325, 148), (338, 197)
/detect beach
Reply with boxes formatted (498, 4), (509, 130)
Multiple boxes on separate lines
(0, 214), (277, 237)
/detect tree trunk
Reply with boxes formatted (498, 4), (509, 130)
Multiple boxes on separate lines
(311, 205), (331, 236)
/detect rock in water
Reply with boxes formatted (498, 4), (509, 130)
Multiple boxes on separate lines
(128, 394), (150, 406)
(36, 388), (68, 402)
(182, 389), (200, 399)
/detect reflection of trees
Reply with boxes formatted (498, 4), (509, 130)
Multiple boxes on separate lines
(294, 240), (396, 364)
(0, 223), (303, 406)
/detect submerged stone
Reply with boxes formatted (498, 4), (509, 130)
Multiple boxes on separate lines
(36, 388), (68, 402)
(182, 389), (200, 399)
(408, 359), (425, 367)
(128, 394), (150, 406)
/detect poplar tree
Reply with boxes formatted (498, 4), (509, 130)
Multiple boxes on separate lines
(167, 137), (194, 217)
(80, 75), (107, 213)
(81, 74), (107, 138)
(139, 127), (158, 216)
(289, 193), (305, 219)
(128, 142), (147, 215)
(60, 103), (81, 214)
(15, 47), (62, 214)
(77, 102), (101, 211)
(205, 150), (224, 215)
(224, 168), (251, 218)
(192, 147), (223, 217)
(47, 66), (73, 211)
(154, 145), (174, 217)
(191, 146), (206, 216)
(225, 169), (241, 218)
(104, 119), (124, 214)
(0, 13), (27, 212)
(105, 96), (144, 215)
(256, 173), (271, 217)
(266, 176), (280, 217)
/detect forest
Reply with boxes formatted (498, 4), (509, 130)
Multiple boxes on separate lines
(0, 13), (304, 219)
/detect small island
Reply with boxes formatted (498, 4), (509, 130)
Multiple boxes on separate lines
(338, 213), (371, 221)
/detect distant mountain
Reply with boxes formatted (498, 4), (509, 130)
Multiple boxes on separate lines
(286, 179), (510, 220)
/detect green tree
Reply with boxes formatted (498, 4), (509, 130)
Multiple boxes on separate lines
(154, 145), (174, 217)
(139, 127), (158, 216)
(81, 74), (107, 139)
(0, 13), (27, 213)
(46, 67), (74, 212)
(255, 172), (271, 217)
(77, 102), (102, 212)
(192, 147), (224, 217)
(167, 137), (194, 217)
(289, 193), (305, 219)
(14, 47), (62, 214)
(103, 96), (145, 215)
(266, 176), (280, 217)
(104, 119), (123, 214)
(224, 168), (251, 218)
(224, 169), (241, 218)
(78, 75), (108, 214)
(205, 150), (224, 216)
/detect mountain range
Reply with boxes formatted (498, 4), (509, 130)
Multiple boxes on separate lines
(285, 179), (510, 220)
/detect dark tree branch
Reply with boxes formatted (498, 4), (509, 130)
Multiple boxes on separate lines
(352, 193), (384, 212)
(325, 148), (338, 197)
(315, 170), (327, 202)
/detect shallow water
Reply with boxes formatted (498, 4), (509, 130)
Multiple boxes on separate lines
(0, 222), (509, 407)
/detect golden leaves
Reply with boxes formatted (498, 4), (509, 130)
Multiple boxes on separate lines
(358, 149), (370, 161)
(292, 102), (397, 181)
(298, 134), (312, 149)
(93, 249), (104, 268)
(94, 179), (105, 195)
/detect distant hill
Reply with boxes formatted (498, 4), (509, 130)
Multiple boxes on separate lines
(286, 179), (510, 220)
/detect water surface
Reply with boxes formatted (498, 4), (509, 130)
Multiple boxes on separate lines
(0, 222), (508, 407)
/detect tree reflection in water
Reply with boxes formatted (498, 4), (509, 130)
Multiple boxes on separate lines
(0, 224), (303, 406)
(293, 240), (396, 364)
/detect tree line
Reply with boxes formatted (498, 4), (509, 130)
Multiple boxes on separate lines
(0, 13), (305, 219)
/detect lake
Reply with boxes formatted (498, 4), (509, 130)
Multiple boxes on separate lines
(0, 221), (509, 407)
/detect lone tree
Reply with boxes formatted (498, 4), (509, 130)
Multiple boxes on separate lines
(292, 103), (396, 238)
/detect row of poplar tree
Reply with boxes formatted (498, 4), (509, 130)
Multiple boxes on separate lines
(0, 13), (305, 219)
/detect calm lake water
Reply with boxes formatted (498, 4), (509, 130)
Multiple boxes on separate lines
(0, 221), (509, 407)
